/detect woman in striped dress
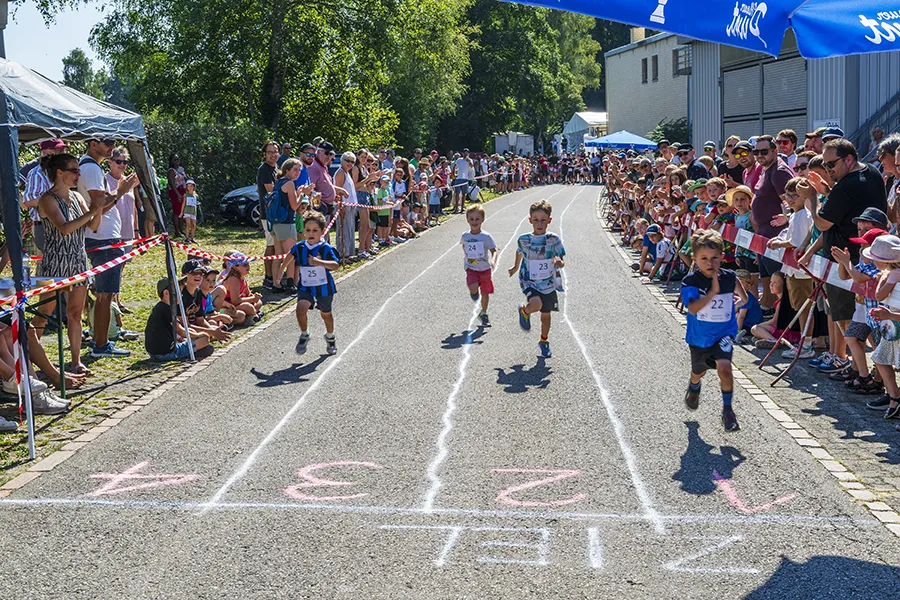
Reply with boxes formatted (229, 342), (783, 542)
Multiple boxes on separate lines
(33, 153), (105, 376)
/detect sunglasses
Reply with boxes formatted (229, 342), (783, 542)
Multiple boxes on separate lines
(677, 150), (691, 156)
(703, 147), (715, 151)
(753, 148), (771, 155)
(776, 139), (792, 146)
(62, 167), (80, 175)
(304, 152), (316, 158)
(823, 159), (843, 170)
(110, 159), (128, 165)
(733, 151), (749, 159)
(796, 162), (809, 170)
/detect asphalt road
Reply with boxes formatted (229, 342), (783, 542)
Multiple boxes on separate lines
(1, 184), (898, 599)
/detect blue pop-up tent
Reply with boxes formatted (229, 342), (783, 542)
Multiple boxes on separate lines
(501, 0), (900, 59)
(584, 130), (658, 151)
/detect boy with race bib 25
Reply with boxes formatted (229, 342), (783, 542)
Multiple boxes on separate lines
(291, 210), (341, 356)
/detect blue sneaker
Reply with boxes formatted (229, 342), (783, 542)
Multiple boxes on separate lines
(808, 352), (832, 369)
(90, 341), (130, 358)
(518, 305), (531, 331)
(538, 340), (552, 358)
(470, 291), (479, 302)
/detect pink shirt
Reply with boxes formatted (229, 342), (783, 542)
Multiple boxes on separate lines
(307, 158), (335, 206)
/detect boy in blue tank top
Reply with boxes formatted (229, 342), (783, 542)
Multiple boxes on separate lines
(681, 229), (748, 431)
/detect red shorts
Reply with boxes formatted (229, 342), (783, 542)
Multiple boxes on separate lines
(466, 268), (494, 294)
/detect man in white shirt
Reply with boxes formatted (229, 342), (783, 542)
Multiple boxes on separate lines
(451, 151), (472, 213)
(77, 137), (138, 359)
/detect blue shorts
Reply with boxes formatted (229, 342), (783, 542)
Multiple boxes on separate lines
(429, 204), (442, 216)
(150, 340), (195, 362)
(452, 179), (467, 191)
(85, 238), (124, 294)
(392, 209), (401, 219)
(297, 289), (334, 313)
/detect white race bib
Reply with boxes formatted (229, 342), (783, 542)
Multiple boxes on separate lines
(697, 293), (733, 323)
(529, 259), (553, 280)
(300, 266), (328, 287)
(464, 241), (485, 259)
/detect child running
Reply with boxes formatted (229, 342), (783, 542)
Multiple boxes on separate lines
(461, 205), (497, 327)
(681, 229), (748, 432)
(291, 210), (341, 356)
(508, 200), (566, 359)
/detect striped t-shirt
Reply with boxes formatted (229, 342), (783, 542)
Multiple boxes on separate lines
(290, 241), (340, 297)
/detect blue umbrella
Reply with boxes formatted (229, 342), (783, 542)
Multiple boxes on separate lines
(500, 0), (900, 59)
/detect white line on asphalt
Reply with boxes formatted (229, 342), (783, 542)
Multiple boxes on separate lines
(199, 188), (542, 513)
(558, 189), (667, 535)
(0, 497), (876, 527)
(420, 187), (568, 513)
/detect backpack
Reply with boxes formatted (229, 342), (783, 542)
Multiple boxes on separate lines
(265, 178), (292, 231)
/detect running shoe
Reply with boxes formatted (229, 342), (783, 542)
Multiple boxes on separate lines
(819, 357), (851, 374)
(295, 332), (310, 355)
(782, 346), (815, 360)
(828, 368), (857, 382)
(32, 390), (68, 415)
(479, 313), (491, 328)
(722, 407), (740, 432)
(538, 340), (552, 358)
(884, 403), (900, 419)
(684, 385), (700, 410)
(263, 276), (274, 290)
(866, 395), (891, 411)
(325, 333), (337, 355)
(0, 416), (16, 432)
(808, 352), (833, 369)
(518, 305), (531, 331)
(90, 342), (130, 358)
(470, 291), (479, 302)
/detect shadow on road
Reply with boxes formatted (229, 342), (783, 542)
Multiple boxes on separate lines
(743, 555), (900, 600)
(672, 421), (745, 494)
(495, 358), (551, 393)
(441, 327), (486, 350)
(250, 355), (329, 387)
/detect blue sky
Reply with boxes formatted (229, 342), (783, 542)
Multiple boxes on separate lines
(7, 1), (105, 80)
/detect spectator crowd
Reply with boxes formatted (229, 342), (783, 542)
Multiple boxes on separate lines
(604, 128), (900, 431)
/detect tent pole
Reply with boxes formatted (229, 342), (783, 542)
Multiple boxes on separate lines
(137, 140), (195, 362)
(0, 90), (35, 458)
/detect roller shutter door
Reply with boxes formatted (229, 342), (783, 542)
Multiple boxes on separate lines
(723, 66), (760, 118)
(763, 58), (807, 113)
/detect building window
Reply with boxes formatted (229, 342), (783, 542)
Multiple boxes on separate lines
(651, 54), (659, 81)
(641, 58), (648, 84)
(673, 46), (692, 77)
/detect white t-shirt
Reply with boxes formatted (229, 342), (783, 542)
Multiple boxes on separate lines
(656, 238), (675, 264)
(460, 231), (497, 271)
(455, 158), (471, 181)
(79, 156), (122, 241)
(106, 173), (136, 241)
(480, 158), (489, 177)
(780, 208), (813, 279)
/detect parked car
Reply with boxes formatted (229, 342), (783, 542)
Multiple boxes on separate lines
(219, 158), (342, 227)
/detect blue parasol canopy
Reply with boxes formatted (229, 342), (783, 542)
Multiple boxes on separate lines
(584, 130), (658, 150)
(500, 0), (900, 59)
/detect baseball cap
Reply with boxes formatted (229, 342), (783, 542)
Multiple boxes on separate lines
(299, 196), (311, 205)
(703, 141), (716, 149)
(822, 127), (845, 141)
(733, 141), (752, 152)
(318, 141), (335, 153)
(852, 207), (889, 228)
(185, 179), (195, 186)
(39, 139), (67, 151)
(646, 224), (663, 235)
(379, 174), (390, 181)
(657, 139), (670, 147)
(687, 178), (709, 191)
(462, 148), (470, 152)
(90, 136), (116, 146)
(617, 152), (626, 159)
(300, 142), (316, 152)
(156, 277), (172, 298)
(862, 234), (900, 262)
(181, 259), (207, 275)
(806, 127), (827, 139)
(690, 199), (707, 211)
(849, 228), (888, 246)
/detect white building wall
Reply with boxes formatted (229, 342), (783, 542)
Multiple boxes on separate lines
(605, 34), (688, 139)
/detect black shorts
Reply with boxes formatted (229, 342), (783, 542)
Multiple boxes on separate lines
(524, 288), (559, 313)
(689, 337), (734, 375)
(297, 290), (334, 313)
(377, 215), (389, 228)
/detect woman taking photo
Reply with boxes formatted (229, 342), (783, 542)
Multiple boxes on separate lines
(34, 153), (124, 376)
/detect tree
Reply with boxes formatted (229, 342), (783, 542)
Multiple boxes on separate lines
(646, 117), (689, 144)
(61, 48), (105, 100)
(582, 20), (631, 109)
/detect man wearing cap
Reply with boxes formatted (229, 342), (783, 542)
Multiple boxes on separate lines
(22, 139), (68, 252)
(678, 144), (710, 181)
(809, 138), (888, 343)
(308, 141), (349, 242)
(277, 143), (292, 168)
(736, 140), (763, 190)
(657, 139), (673, 163)
(78, 137), (139, 360)
(804, 128), (826, 153)
(821, 127), (844, 144)
(703, 141), (722, 171)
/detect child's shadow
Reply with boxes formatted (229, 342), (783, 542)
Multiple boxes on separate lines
(495, 358), (552, 393)
(441, 327), (486, 350)
(250, 355), (329, 388)
(672, 421), (745, 495)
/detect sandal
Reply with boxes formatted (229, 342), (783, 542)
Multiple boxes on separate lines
(846, 374), (872, 390)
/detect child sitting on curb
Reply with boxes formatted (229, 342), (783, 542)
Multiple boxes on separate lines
(145, 276), (210, 361)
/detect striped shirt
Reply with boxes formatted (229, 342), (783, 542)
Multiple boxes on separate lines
(291, 241), (340, 297)
(23, 163), (51, 222)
